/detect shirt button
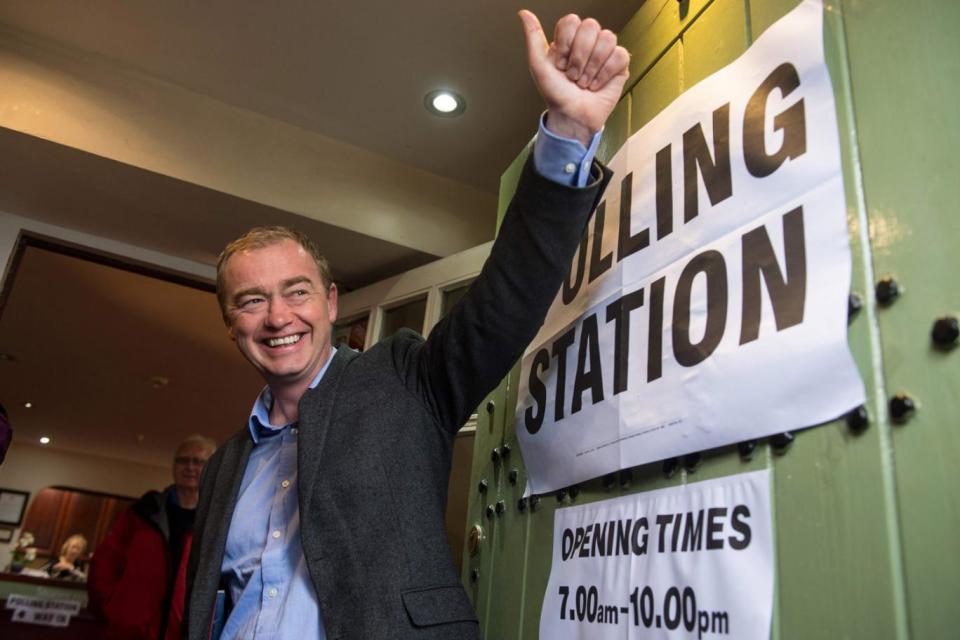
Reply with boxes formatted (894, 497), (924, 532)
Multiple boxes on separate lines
(272, 530), (282, 539)
(564, 162), (576, 174)
(268, 587), (278, 598)
(281, 480), (290, 488)
(291, 427), (298, 435)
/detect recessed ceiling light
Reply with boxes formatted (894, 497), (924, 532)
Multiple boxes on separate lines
(39, 436), (50, 444)
(432, 93), (458, 113)
(424, 90), (466, 117)
(24, 401), (33, 409)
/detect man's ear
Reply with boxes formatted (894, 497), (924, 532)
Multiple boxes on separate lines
(327, 283), (339, 324)
(220, 304), (237, 340)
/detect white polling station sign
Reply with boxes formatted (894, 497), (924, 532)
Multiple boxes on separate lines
(540, 470), (773, 639)
(515, 0), (864, 495)
(6, 594), (80, 627)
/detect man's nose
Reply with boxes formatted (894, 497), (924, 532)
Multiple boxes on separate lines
(265, 298), (294, 327)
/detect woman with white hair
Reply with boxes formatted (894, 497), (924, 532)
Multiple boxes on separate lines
(44, 533), (88, 581)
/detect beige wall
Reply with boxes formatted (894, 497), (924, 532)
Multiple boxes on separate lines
(0, 441), (170, 560)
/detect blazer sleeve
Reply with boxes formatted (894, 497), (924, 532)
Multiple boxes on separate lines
(395, 156), (612, 432)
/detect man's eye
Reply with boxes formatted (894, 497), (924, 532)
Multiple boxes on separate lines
(239, 297), (264, 308)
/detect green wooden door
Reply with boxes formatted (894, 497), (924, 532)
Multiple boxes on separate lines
(464, 1), (959, 638)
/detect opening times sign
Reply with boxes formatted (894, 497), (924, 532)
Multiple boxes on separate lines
(541, 471), (774, 639)
(516, 0), (865, 495)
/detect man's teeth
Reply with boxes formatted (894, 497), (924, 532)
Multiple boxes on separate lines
(267, 334), (302, 347)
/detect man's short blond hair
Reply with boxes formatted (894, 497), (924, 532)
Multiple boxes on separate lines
(175, 434), (217, 459)
(216, 226), (333, 317)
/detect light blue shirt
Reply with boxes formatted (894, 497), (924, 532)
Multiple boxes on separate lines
(534, 112), (603, 188)
(219, 119), (601, 639)
(220, 351), (335, 640)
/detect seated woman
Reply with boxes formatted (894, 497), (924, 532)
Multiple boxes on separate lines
(44, 533), (88, 581)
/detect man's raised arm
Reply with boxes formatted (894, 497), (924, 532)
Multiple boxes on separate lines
(404, 12), (630, 431)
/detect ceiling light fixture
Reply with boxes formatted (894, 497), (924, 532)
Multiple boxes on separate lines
(39, 436), (50, 444)
(24, 401), (33, 409)
(424, 90), (466, 117)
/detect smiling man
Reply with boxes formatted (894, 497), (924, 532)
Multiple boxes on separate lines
(185, 10), (629, 640)
(218, 235), (338, 426)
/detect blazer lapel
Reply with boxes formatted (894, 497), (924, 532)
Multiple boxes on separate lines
(297, 347), (359, 514)
(190, 433), (252, 640)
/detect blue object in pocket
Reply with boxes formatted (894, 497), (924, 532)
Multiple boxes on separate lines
(208, 590), (226, 640)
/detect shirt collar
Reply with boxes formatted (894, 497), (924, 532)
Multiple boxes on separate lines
(247, 347), (336, 444)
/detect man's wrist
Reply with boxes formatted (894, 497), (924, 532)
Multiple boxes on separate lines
(533, 112), (602, 188)
(543, 111), (597, 147)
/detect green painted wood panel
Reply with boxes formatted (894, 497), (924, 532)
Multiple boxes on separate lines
(462, 384), (508, 631)
(468, 1), (958, 637)
(620, 0), (714, 93)
(630, 41), (682, 130)
(839, 1), (960, 637)
(682, 0), (749, 88)
(753, 1), (905, 638)
(482, 361), (535, 640)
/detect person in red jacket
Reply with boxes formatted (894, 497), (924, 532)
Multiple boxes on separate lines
(88, 434), (216, 640)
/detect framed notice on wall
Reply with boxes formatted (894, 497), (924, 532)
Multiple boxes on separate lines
(0, 488), (29, 526)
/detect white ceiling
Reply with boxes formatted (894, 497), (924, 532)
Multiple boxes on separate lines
(0, 0), (639, 195)
(0, 1), (641, 468)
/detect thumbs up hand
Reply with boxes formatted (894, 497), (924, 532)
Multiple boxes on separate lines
(519, 10), (630, 146)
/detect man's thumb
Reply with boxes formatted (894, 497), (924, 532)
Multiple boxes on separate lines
(518, 10), (548, 67)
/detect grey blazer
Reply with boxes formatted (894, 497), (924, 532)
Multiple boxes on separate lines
(184, 158), (611, 640)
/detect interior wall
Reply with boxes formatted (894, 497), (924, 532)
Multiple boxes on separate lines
(0, 209), (214, 561)
(0, 440), (170, 561)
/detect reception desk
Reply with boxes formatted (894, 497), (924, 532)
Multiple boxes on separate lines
(0, 572), (104, 639)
